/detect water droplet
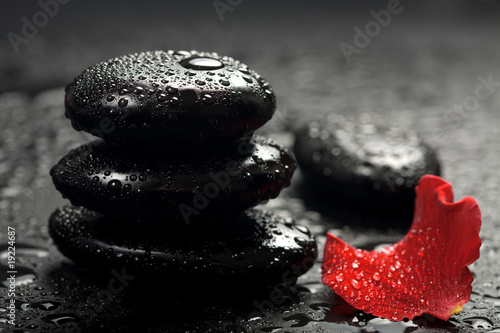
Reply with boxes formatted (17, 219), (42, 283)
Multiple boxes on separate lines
(167, 86), (178, 94)
(42, 313), (80, 325)
(219, 79), (230, 86)
(294, 237), (308, 247)
(158, 94), (168, 102)
(107, 180), (122, 193)
(195, 79), (206, 86)
(242, 75), (253, 83)
(202, 94), (213, 105)
(232, 252), (245, 261)
(463, 317), (494, 330)
(179, 57), (224, 70)
(294, 225), (310, 236)
(252, 155), (264, 164)
(372, 272), (381, 281)
(169, 97), (180, 106)
(350, 279), (361, 289)
(133, 86), (144, 94)
(31, 300), (61, 311)
(1, 264), (37, 287)
(118, 98), (128, 107)
(106, 95), (114, 102)
(173, 50), (191, 57)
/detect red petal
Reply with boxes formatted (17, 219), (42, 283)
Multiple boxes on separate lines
(321, 175), (482, 321)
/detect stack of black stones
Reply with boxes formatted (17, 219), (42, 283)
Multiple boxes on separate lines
(49, 50), (317, 287)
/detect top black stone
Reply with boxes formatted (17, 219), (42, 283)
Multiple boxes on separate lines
(64, 50), (276, 150)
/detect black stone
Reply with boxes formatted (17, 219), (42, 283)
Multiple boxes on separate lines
(50, 136), (296, 224)
(64, 50), (276, 150)
(49, 206), (318, 286)
(294, 113), (441, 216)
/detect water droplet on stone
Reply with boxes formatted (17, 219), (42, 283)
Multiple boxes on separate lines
(167, 86), (178, 94)
(202, 94), (213, 105)
(118, 98), (128, 107)
(179, 57), (224, 70)
(107, 179), (122, 193)
(158, 94), (168, 102)
(294, 237), (308, 247)
(242, 75), (253, 83)
(169, 97), (180, 106)
(252, 155), (264, 164)
(294, 225), (310, 236)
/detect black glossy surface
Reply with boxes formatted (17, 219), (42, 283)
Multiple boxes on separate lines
(64, 50), (276, 150)
(50, 136), (295, 223)
(294, 113), (441, 219)
(1, 1), (500, 332)
(49, 206), (317, 287)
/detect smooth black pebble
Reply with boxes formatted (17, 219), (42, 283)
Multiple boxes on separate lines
(65, 50), (275, 150)
(50, 136), (296, 223)
(49, 206), (317, 287)
(294, 113), (441, 216)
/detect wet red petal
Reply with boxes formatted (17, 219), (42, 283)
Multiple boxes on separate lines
(321, 175), (482, 321)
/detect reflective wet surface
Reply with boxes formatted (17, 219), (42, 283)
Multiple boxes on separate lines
(1, 1), (500, 332)
(1, 87), (499, 332)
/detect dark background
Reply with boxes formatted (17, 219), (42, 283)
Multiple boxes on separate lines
(1, 1), (500, 332)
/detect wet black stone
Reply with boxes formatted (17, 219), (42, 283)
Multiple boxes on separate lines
(64, 50), (276, 150)
(50, 136), (296, 224)
(49, 206), (317, 286)
(294, 113), (441, 217)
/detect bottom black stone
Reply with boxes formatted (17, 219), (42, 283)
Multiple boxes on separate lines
(49, 206), (318, 288)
